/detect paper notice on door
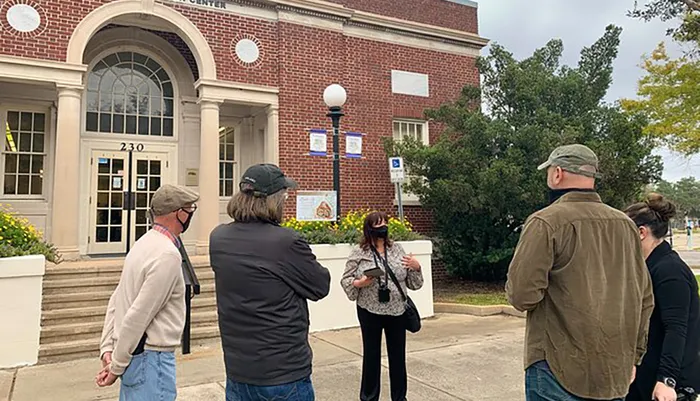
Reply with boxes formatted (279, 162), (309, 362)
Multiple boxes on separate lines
(137, 178), (147, 190)
(112, 177), (122, 190)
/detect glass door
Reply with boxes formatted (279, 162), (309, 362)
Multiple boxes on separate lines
(131, 153), (166, 244)
(88, 151), (127, 254)
(88, 149), (169, 255)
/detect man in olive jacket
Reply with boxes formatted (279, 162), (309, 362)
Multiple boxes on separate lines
(506, 144), (654, 401)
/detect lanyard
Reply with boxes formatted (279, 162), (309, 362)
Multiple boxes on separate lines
(370, 245), (390, 286)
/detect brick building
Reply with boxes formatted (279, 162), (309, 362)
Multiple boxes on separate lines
(0, 0), (486, 260)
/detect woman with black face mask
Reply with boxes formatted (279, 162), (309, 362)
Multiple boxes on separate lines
(340, 211), (424, 401)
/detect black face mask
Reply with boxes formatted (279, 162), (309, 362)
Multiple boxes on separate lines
(177, 209), (195, 233)
(369, 226), (389, 239)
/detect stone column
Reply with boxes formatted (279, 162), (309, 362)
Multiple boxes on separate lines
(196, 100), (221, 255)
(264, 105), (279, 165)
(50, 85), (83, 260)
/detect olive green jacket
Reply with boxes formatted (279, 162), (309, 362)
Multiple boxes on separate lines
(506, 191), (654, 400)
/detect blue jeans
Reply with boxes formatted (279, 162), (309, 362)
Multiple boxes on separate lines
(119, 351), (176, 401)
(226, 376), (315, 401)
(526, 361), (623, 401)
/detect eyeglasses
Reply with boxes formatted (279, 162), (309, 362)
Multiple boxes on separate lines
(182, 203), (197, 213)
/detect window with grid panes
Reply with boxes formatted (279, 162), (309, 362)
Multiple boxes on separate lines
(219, 127), (236, 197)
(3, 111), (46, 196)
(392, 120), (428, 202)
(392, 120), (428, 145)
(85, 52), (174, 136)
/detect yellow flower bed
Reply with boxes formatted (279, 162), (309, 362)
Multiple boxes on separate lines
(281, 210), (421, 245)
(0, 204), (60, 263)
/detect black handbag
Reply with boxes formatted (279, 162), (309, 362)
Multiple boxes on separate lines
(382, 254), (422, 333)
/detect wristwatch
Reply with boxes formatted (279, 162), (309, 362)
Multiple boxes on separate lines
(660, 377), (677, 389)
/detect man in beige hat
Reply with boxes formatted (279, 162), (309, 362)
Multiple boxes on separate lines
(506, 144), (654, 400)
(96, 184), (199, 401)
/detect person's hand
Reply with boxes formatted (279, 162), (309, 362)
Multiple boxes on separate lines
(353, 275), (374, 288)
(402, 254), (421, 271)
(652, 381), (677, 401)
(101, 351), (112, 368)
(630, 365), (636, 385)
(95, 365), (118, 387)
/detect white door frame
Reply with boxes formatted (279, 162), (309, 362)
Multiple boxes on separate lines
(79, 138), (177, 255)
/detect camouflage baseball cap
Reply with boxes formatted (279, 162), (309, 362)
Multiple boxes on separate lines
(537, 144), (600, 178)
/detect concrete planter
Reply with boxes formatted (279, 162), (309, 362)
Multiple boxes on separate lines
(308, 240), (434, 332)
(0, 255), (45, 368)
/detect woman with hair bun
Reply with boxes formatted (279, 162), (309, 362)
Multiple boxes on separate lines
(625, 194), (700, 401)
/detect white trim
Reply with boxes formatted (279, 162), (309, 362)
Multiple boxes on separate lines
(344, 25), (480, 57)
(66, 0), (217, 80)
(0, 55), (85, 87)
(444, 0), (478, 8)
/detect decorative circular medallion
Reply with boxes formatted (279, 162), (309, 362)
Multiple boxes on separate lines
(231, 34), (264, 68)
(7, 4), (40, 32)
(236, 39), (260, 64)
(0, 1), (47, 37)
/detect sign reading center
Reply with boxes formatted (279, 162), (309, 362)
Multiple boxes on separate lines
(389, 157), (405, 183)
(169, 0), (226, 10)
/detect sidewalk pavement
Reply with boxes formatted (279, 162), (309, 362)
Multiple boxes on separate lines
(1, 314), (526, 401)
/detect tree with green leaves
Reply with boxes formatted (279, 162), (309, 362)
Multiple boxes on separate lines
(385, 25), (662, 281)
(652, 177), (700, 218)
(629, 0), (700, 43)
(621, 43), (700, 155)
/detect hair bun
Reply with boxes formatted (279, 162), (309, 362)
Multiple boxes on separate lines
(645, 192), (677, 222)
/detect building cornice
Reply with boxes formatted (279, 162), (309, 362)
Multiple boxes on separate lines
(240, 0), (490, 49)
(0, 55), (86, 87)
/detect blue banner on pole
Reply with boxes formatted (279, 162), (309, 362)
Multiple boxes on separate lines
(345, 132), (363, 158)
(309, 129), (327, 156)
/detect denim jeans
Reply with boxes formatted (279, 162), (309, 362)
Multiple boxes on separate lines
(119, 351), (176, 401)
(526, 361), (623, 401)
(226, 376), (315, 401)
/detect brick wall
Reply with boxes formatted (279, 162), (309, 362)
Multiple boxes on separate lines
(326, 0), (478, 33)
(276, 26), (478, 218)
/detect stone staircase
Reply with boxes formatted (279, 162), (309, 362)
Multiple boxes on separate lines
(39, 256), (220, 364)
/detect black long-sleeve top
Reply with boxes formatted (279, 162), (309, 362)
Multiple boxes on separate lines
(629, 241), (700, 400)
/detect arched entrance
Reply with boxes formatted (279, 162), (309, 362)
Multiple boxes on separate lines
(50, 0), (279, 259)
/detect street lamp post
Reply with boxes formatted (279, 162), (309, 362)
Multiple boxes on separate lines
(323, 84), (347, 221)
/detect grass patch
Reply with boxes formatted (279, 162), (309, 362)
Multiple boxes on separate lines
(449, 293), (509, 306)
(434, 279), (508, 306)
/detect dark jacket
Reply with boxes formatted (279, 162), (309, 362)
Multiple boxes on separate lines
(506, 191), (654, 400)
(628, 241), (700, 400)
(209, 221), (331, 386)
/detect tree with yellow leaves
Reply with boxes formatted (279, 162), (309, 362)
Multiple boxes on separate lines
(621, 42), (700, 155)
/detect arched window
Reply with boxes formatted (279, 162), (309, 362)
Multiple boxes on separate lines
(86, 52), (174, 137)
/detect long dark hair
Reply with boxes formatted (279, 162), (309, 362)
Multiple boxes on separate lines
(624, 193), (677, 239)
(360, 211), (393, 250)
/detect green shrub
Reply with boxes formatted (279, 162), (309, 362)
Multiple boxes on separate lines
(281, 210), (422, 245)
(0, 205), (60, 264)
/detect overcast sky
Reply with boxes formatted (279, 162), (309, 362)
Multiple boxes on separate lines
(477, 0), (700, 182)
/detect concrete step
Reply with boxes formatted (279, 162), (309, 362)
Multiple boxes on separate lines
(44, 266), (213, 280)
(44, 263), (212, 281)
(41, 311), (219, 344)
(43, 285), (217, 310)
(41, 300), (217, 325)
(42, 272), (215, 295)
(38, 326), (221, 364)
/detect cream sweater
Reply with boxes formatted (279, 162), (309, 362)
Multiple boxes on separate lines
(99, 230), (185, 375)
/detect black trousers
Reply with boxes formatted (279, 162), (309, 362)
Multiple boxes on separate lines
(357, 305), (407, 401)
